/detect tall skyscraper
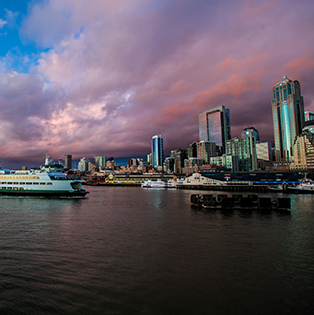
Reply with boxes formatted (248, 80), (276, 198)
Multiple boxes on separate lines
(272, 76), (305, 162)
(198, 105), (231, 153)
(64, 154), (72, 170)
(151, 135), (164, 168)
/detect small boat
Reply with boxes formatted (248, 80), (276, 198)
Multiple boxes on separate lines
(268, 184), (284, 192)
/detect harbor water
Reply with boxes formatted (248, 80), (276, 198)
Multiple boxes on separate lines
(1, 186), (314, 314)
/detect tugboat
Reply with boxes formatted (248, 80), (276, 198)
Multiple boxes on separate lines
(0, 154), (89, 197)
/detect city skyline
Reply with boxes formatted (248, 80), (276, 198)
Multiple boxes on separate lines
(0, 1), (314, 166)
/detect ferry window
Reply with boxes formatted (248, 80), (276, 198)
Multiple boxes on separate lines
(40, 183), (46, 185)
(33, 182), (39, 185)
(7, 182), (12, 184)
(26, 182), (32, 185)
(13, 182), (18, 185)
(47, 183), (53, 185)
(20, 182), (25, 185)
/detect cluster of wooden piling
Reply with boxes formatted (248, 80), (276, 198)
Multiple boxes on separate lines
(190, 194), (291, 211)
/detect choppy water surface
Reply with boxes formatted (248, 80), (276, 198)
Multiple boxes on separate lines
(0, 187), (314, 314)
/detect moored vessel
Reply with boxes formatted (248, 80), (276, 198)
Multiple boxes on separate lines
(0, 154), (88, 197)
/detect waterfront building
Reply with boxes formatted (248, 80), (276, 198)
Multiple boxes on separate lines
(94, 156), (106, 168)
(305, 111), (314, 121)
(272, 76), (305, 162)
(210, 154), (239, 171)
(170, 149), (188, 173)
(241, 127), (260, 143)
(183, 173), (225, 186)
(78, 157), (89, 171)
(256, 142), (272, 161)
(226, 137), (257, 171)
(197, 141), (217, 163)
(164, 157), (175, 174)
(198, 105), (231, 152)
(290, 121), (314, 169)
(151, 135), (164, 168)
(64, 154), (72, 170)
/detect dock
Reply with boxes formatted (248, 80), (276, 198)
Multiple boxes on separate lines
(190, 194), (291, 211)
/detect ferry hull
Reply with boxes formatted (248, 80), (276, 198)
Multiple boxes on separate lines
(0, 190), (89, 197)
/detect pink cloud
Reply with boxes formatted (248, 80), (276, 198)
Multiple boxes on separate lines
(0, 0), (314, 165)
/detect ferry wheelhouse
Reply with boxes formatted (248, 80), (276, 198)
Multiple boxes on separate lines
(0, 155), (88, 197)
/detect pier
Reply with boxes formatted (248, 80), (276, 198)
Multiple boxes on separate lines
(190, 194), (291, 211)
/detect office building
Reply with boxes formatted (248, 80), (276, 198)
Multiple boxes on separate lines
(305, 111), (314, 122)
(241, 127), (260, 143)
(226, 137), (257, 171)
(210, 154), (239, 171)
(164, 157), (175, 174)
(78, 157), (89, 171)
(272, 76), (305, 162)
(196, 141), (217, 163)
(256, 142), (272, 161)
(94, 156), (106, 168)
(64, 154), (72, 170)
(151, 135), (164, 168)
(290, 121), (314, 169)
(198, 105), (231, 152)
(170, 149), (188, 173)
(188, 141), (198, 158)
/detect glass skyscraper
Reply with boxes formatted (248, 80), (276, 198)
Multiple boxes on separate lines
(151, 135), (164, 168)
(272, 76), (305, 162)
(198, 105), (231, 152)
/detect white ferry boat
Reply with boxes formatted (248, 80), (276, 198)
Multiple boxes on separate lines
(141, 179), (167, 188)
(0, 155), (88, 197)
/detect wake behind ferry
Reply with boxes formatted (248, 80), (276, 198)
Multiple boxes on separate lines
(0, 155), (88, 197)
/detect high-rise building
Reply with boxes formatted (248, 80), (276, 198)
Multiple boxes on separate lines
(164, 157), (175, 174)
(290, 121), (314, 169)
(188, 141), (198, 158)
(94, 156), (106, 168)
(241, 127), (260, 143)
(305, 111), (314, 122)
(196, 141), (217, 163)
(64, 154), (72, 170)
(226, 137), (257, 171)
(151, 135), (164, 168)
(170, 149), (188, 173)
(272, 76), (305, 162)
(198, 105), (231, 152)
(78, 157), (89, 171)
